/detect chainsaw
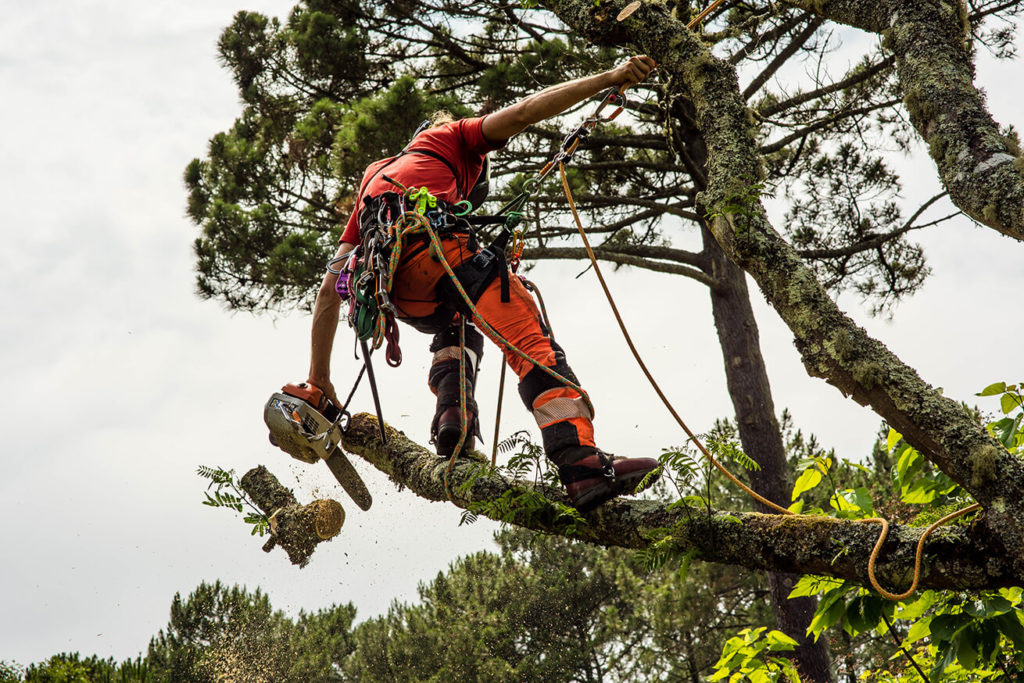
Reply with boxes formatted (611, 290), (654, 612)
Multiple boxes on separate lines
(264, 382), (372, 511)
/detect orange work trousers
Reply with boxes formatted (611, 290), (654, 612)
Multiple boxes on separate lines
(389, 234), (596, 459)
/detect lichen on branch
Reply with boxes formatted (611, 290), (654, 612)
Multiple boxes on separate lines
(339, 413), (1017, 591)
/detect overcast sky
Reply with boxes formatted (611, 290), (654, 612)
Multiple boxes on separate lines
(1, 0), (1021, 667)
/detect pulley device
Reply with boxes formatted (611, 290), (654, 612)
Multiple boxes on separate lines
(264, 381), (373, 512)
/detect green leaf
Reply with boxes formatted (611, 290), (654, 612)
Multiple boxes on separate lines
(998, 414), (1022, 448)
(1002, 392), (1019, 415)
(791, 468), (822, 501)
(896, 445), (922, 486)
(861, 596), (884, 634)
(930, 613), (965, 643)
(763, 630), (798, 650)
(899, 591), (938, 620)
(886, 428), (902, 451)
(808, 589), (850, 638)
(845, 596), (871, 635)
(905, 616), (932, 644)
(956, 629), (978, 669)
(977, 382), (1006, 397)
(789, 574), (841, 599)
(993, 612), (1024, 650)
(929, 643), (957, 683)
(965, 595), (1012, 617)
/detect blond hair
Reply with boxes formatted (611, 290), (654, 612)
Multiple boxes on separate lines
(429, 110), (456, 128)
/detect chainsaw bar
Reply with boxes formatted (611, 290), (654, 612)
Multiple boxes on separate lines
(264, 389), (373, 511)
(323, 451), (372, 511)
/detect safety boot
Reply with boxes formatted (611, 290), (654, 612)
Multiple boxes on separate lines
(555, 447), (660, 512)
(433, 406), (477, 457)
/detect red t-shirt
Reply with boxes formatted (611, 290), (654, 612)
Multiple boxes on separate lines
(339, 117), (503, 245)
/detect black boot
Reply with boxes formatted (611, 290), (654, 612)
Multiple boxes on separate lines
(554, 447), (660, 512)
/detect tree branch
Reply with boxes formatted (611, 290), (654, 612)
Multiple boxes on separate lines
(742, 16), (824, 100)
(521, 246), (716, 287)
(756, 54), (896, 119)
(339, 413), (1018, 591)
(781, 0), (1024, 242)
(797, 192), (952, 259)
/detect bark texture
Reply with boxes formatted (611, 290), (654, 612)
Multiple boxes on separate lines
(703, 225), (833, 681)
(240, 465), (345, 567)
(541, 0), (1024, 578)
(784, 0), (1024, 242)
(340, 413), (1018, 590)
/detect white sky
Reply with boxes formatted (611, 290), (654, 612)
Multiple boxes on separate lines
(1, 0), (1021, 667)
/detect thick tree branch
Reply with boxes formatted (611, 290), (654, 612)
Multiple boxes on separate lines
(782, 0), (1024, 242)
(539, 0), (1024, 573)
(339, 413), (1018, 591)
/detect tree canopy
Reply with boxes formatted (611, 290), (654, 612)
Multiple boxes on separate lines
(183, 0), (1024, 679)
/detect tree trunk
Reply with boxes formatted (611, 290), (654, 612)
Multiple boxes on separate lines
(703, 225), (834, 682)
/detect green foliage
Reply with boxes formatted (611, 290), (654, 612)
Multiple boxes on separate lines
(146, 581), (304, 682)
(189, 0), (955, 314)
(458, 436), (589, 536)
(786, 382), (1024, 680)
(196, 466), (269, 536)
(977, 381), (1024, 451)
(342, 527), (771, 681)
(783, 142), (930, 314)
(0, 662), (21, 683)
(19, 653), (148, 683)
(887, 430), (961, 507)
(711, 627), (801, 683)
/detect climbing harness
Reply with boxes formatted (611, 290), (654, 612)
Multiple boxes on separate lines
(336, 171), (594, 498)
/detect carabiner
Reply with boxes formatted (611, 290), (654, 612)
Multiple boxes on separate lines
(592, 87), (629, 121)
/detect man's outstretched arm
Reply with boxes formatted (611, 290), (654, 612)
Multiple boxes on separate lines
(481, 55), (656, 144)
(307, 241), (355, 407)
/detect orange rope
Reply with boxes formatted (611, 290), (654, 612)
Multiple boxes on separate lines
(557, 161), (980, 600)
(861, 503), (981, 601)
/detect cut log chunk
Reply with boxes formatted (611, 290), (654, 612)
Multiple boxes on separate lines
(240, 465), (344, 567)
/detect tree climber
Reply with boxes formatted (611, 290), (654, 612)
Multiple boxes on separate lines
(307, 56), (660, 511)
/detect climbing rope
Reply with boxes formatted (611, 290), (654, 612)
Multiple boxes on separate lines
(488, 0), (983, 600)
(557, 157), (981, 601)
(366, 0), (981, 596)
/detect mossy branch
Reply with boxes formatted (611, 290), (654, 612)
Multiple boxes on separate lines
(340, 413), (1017, 591)
(782, 0), (1024, 242)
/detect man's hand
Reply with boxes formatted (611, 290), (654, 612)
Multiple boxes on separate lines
(307, 376), (341, 409)
(606, 55), (657, 91)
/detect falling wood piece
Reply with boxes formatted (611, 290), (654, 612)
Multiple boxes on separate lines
(240, 465), (344, 567)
